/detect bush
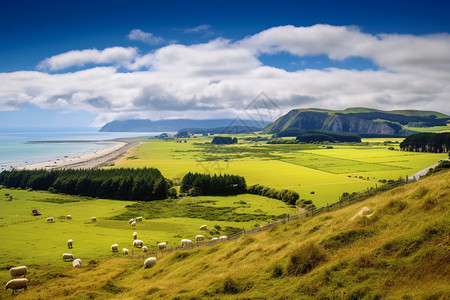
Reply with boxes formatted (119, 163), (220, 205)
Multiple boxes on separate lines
(168, 187), (178, 198)
(286, 243), (326, 276)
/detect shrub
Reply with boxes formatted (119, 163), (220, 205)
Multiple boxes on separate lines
(286, 243), (326, 276)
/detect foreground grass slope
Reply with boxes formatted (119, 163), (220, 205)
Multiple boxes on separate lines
(5, 170), (448, 299)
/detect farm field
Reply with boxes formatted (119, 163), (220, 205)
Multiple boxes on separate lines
(116, 137), (447, 206)
(0, 187), (297, 283)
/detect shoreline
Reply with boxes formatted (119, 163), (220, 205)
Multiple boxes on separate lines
(15, 139), (140, 171)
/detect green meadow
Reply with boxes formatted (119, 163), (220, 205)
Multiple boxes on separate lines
(117, 137), (446, 206)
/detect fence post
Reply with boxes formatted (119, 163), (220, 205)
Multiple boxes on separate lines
(287, 214), (290, 222)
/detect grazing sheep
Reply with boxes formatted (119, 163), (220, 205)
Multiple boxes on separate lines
(181, 239), (194, 247)
(136, 217), (143, 222)
(131, 221), (136, 226)
(133, 232), (138, 240)
(62, 253), (74, 261)
(67, 239), (73, 249)
(142, 246), (148, 253)
(219, 236), (228, 240)
(5, 278), (28, 294)
(144, 257), (156, 269)
(211, 237), (218, 241)
(158, 242), (167, 251)
(195, 235), (204, 242)
(9, 266), (27, 278)
(133, 239), (144, 248)
(199, 225), (207, 230)
(47, 217), (54, 223)
(111, 244), (119, 253)
(129, 218), (135, 224)
(67, 215), (72, 220)
(350, 206), (372, 221)
(91, 217), (97, 222)
(72, 258), (81, 268)
(122, 248), (129, 255)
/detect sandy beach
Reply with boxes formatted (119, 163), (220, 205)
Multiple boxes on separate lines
(15, 139), (140, 170)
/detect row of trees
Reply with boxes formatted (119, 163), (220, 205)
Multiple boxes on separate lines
(0, 168), (168, 201)
(400, 132), (450, 153)
(247, 184), (299, 205)
(211, 136), (238, 144)
(181, 172), (246, 195)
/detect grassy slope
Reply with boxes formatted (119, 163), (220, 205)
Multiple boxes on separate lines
(6, 170), (449, 300)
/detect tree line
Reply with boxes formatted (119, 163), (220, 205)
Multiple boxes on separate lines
(400, 132), (450, 153)
(0, 168), (168, 201)
(181, 172), (246, 195)
(247, 184), (299, 205)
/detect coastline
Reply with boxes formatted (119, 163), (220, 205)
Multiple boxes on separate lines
(15, 139), (140, 171)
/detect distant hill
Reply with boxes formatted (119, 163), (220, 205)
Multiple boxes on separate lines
(264, 107), (450, 136)
(178, 125), (263, 135)
(99, 119), (268, 132)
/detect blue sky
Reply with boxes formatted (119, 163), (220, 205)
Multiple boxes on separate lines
(1, 0), (449, 129)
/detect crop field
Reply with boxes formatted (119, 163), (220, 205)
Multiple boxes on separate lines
(116, 137), (447, 206)
(0, 187), (296, 282)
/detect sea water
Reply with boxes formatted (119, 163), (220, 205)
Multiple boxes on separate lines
(0, 130), (162, 171)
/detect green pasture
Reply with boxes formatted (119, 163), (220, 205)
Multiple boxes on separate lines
(117, 137), (447, 206)
(0, 187), (295, 276)
(403, 125), (450, 133)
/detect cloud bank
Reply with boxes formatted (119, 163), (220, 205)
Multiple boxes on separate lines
(2, 25), (450, 126)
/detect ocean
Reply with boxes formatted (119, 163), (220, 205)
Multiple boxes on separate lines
(0, 130), (162, 171)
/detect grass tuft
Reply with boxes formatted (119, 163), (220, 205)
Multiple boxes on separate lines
(286, 242), (326, 276)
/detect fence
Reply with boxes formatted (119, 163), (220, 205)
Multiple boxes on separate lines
(122, 179), (408, 261)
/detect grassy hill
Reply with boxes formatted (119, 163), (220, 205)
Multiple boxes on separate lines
(5, 169), (449, 299)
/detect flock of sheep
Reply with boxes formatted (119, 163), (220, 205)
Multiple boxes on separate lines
(5, 216), (229, 295)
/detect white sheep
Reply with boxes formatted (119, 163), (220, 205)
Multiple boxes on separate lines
(129, 218), (135, 224)
(350, 206), (372, 221)
(67, 215), (72, 220)
(144, 257), (156, 269)
(91, 217), (97, 222)
(199, 225), (207, 230)
(131, 221), (136, 226)
(142, 246), (148, 253)
(211, 237), (218, 241)
(195, 235), (204, 242)
(67, 239), (73, 249)
(9, 266), (27, 278)
(72, 258), (81, 268)
(62, 253), (74, 261)
(181, 239), (194, 247)
(5, 278), (28, 294)
(47, 217), (54, 223)
(122, 248), (129, 255)
(158, 242), (167, 251)
(136, 217), (143, 222)
(219, 236), (228, 240)
(133, 232), (138, 240)
(111, 244), (119, 253)
(133, 239), (144, 248)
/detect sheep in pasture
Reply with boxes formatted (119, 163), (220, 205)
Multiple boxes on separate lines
(350, 206), (373, 221)
(5, 278), (28, 294)
(111, 244), (119, 253)
(67, 215), (72, 220)
(211, 237), (218, 241)
(133, 232), (138, 240)
(122, 248), (129, 255)
(129, 218), (135, 224)
(199, 225), (207, 230)
(67, 239), (73, 249)
(47, 217), (54, 223)
(131, 221), (136, 226)
(219, 236), (228, 240)
(133, 239), (144, 248)
(91, 217), (97, 222)
(158, 242), (167, 251)
(181, 239), (194, 247)
(62, 253), (74, 261)
(136, 216), (143, 222)
(144, 257), (156, 269)
(142, 246), (148, 253)
(195, 235), (204, 242)
(9, 266), (27, 278)
(72, 259), (81, 268)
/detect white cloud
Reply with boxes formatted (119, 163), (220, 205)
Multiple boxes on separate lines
(37, 47), (138, 71)
(2, 24), (450, 126)
(184, 24), (213, 34)
(127, 29), (164, 45)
